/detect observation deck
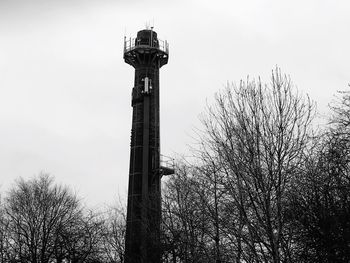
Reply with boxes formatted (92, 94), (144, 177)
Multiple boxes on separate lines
(123, 29), (169, 68)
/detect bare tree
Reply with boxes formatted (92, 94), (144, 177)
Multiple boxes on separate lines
(189, 159), (230, 263)
(197, 69), (315, 262)
(4, 173), (81, 263)
(0, 195), (10, 263)
(162, 164), (213, 263)
(57, 210), (105, 263)
(330, 87), (350, 130)
(286, 87), (350, 262)
(100, 204), (126, 263)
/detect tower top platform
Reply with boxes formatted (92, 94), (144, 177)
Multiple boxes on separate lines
(123, 29), (169, 68)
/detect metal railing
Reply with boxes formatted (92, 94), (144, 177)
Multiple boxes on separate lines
(160, 155), (175, 170)
(124, 37), (169, 54)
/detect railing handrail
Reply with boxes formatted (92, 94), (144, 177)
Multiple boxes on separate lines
(160, 155), (174, 167)
(124, 37), (169, 54)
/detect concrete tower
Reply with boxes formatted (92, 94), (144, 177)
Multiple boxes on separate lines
(123, 29), (173, 263)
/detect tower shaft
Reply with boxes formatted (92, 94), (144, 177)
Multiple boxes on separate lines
(123, 29), (169, 263)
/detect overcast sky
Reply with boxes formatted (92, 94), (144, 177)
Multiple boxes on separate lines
(0, 0), (349, 208)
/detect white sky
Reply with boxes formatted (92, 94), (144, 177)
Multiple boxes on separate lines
(0, 0), (349, 208)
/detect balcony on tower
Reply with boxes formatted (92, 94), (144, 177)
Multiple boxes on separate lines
(123, 29), (169, 68)
(160, 155), (175, 177)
